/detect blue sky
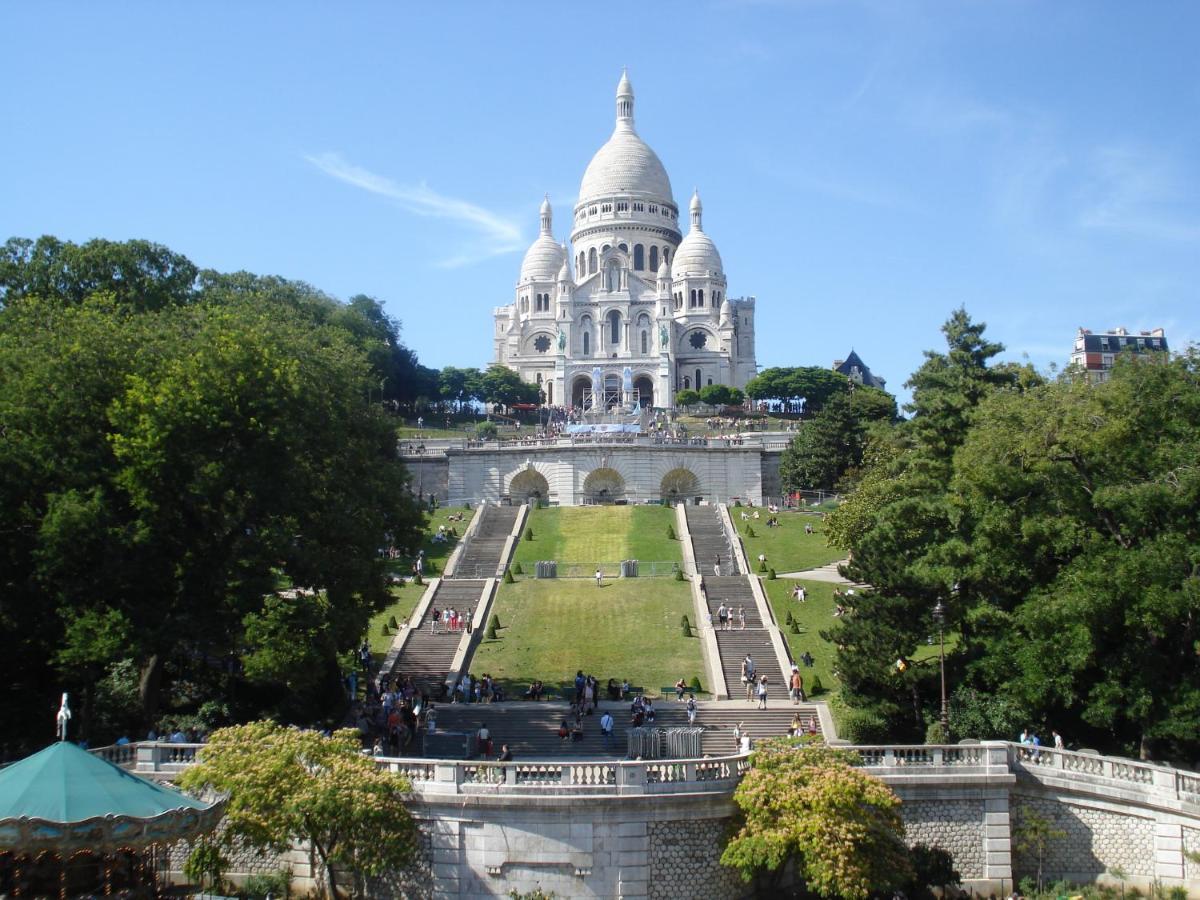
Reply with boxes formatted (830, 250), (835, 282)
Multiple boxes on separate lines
(3, 2), (1197, 404)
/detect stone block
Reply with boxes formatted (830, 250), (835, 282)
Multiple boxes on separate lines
(984, 824), (1009, 839)
(1156, 837), (1182, 852)
(986, 850), (1011, 866)
(619, 821), (648, 837)
(984, 811), (1010, 825)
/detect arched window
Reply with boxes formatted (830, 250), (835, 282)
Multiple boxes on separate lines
(641, 330), (648, 354)
(683, 376), (690, 388)
(663, 248), (670, 264)
(608, 310), (621, 345)
(536, 372), (543, 384)
(633, 244), (644, 270)
(588, 248), (597, 274)
(578, 252), (585, 274)
(602, 244), (611, 253)
(698, 289), (705, 306)
(695, 368), (702, 388)
(649, 246), (658, 272)
(690, 289), (697, 307)
(707, 377), (713, 386)
(583, 331), (590, 355)
(618, 243), (628, 253)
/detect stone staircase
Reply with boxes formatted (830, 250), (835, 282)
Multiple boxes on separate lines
(685, 505), (739, 575)
(451, 505), (520, 578)
(702, 576), (792, 693)
(391, 579), (487, 696)
(421, 700), (820, 759)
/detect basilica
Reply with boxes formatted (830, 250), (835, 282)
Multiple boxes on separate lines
(493, 72), (757, 412)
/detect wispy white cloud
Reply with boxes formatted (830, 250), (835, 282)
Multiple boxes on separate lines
(305, 152), (525, 267)
(1078, 144), (1200, 244)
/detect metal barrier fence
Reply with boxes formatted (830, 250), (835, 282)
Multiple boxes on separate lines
(537, 561), (681, 578)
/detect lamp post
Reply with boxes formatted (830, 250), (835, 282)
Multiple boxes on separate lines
(933, 600), (949, 738)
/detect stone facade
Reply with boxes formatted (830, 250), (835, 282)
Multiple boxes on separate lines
(495, 74), (757, 411)
(1011, 794), (1156, 880)
(648, 819), (744, 900)
(900, 798), (987, 878)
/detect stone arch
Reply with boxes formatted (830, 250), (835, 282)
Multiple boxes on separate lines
(583, 467), (625, 504)
(571, 374), (591, 409)
(508, 467), (551, 504)
(633, 375), (654, 408)
(660, 467), (701, 501)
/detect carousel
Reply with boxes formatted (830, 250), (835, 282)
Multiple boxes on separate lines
(0, 696), (223, 898)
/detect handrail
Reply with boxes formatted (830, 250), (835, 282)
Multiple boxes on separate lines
(89, 740), (1200, 806)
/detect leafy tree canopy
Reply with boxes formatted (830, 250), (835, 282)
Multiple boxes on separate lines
(721, 739), (912, 898)
(179, 722), (418, 899)
(744, 366), (850, 412)
(0, 239), (428, 746)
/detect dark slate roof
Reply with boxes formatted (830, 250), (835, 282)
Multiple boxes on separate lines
(834, 350), (887, 391)
(1078, 333), (1169, 353)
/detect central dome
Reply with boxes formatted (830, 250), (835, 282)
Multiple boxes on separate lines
(579, 129), (673, 202)
(578, 72), (674, 204)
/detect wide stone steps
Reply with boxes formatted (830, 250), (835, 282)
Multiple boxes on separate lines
(386, 580), (487, 695)
(420, 701), (820, 759)
(685, 505), (740, 575)
(449, 506), (521, 578)
(703, 576), (765, 626)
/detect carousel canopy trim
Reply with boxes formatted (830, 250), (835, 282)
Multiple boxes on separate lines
(0, 742), (221, 851)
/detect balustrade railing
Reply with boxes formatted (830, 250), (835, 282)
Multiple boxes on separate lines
(91, 741), (1200, 806)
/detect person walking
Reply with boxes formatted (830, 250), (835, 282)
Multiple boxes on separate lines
(741, 655), (756, 702)
(738, 606), (746, 630)
(600, 710), (614, 749)
(686, 694), (697, 726)
(789, 666), (806, 704)
(717, 603), (727, 630)
(595, 567), (603, 587)
(756, 675), (769, 710)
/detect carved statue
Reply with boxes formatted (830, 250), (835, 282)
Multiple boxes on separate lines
(659, 324), (669, 348)
(556, 326), (566, 351)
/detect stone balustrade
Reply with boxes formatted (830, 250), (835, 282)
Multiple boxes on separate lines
(91, 739), (1200, 895)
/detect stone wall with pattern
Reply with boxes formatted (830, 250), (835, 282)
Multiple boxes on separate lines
(648, 818), (744, 900)
(1011, 793), (1155, 880)
(900, 798), (987, 878)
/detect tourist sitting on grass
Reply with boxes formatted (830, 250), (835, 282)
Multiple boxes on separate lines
(833, 604), (846, 617)
(674, 678), (687, 701)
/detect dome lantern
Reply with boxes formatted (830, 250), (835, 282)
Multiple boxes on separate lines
(616, 69), (634, 130)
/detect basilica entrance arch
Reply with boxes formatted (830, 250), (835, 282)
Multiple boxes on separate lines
(660, 467), (701, 502)
(633, 375), (654, 408)
(508, 468), (550, 504)
(571, 375), (591, 409)
(583, 467), (625, 504)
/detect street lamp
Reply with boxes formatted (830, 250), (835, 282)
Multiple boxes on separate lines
(932, 600), (949, 738)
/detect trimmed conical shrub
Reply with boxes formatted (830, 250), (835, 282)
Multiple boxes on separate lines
(388, 615), (399, 629)
(524, 526), (533, 541)
(667, 524), (676, 540)
(790, 620), (800, 634)
(380, 623), (390, 636)
(768, 568), (777, 580)
(503, 568), (515, 584)
(512, 561), (523, 575)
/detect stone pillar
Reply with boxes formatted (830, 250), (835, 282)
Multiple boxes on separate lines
(983, 791), (1013, 883)
(1155, 821), (1184, 880)
(616, 820), (649, 898)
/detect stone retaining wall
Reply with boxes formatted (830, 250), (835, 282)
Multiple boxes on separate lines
(648, 819), (744, 900)
(1012, 793), (1156, 881)
(900, 798), (987, 878)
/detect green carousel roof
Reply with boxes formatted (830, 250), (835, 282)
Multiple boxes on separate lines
(0, 742), (221, 852)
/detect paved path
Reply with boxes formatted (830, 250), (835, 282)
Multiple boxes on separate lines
(777, 559), (867, 586)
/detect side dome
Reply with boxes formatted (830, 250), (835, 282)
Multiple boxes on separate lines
(519, 235), (564, 283)
(673, 189), (723, 277)
(518, 197), (564, 283)
(579, 130), (673, 201)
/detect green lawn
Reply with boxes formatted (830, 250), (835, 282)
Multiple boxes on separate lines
(736, 510), (843, 574)
(468, 577), (704, 698)
(511, 506), (681, 568)
(761, 577), (845, 699)
(367, 586), (423, 659)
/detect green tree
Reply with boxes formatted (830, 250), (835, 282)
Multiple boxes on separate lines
(479, 364), (540, 410)
(698, 383), (734, 406)
(721, 740), (912, 898)
(0, 284), (424, 742)
(675, 388), (700, 408)
(823, 309), (1029, 740)
(179, 722), (419, 899)
(744, 366), (849, 413)
(1012, 809), (1065, 892)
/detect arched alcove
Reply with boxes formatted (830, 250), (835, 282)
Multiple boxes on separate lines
(660, 467), (701, 501)
(509, 468), (551, 504)
(583, 467), (625, 504)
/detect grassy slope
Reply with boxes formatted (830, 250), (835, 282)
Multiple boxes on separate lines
(736, 510), (843, 573)
(761, 578), (843, 698)
(511, 506), (681, 567)
(469, 577), (703, 698)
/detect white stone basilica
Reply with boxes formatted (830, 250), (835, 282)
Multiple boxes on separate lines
(493, 72), (757, 411)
